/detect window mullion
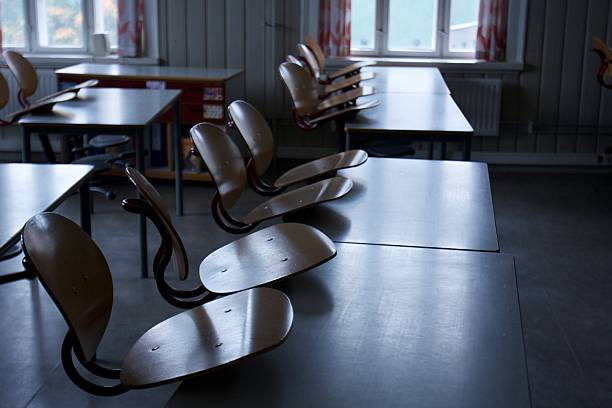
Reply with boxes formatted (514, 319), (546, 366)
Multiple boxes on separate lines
(376, 0), (387, 56)
(27, 0), (37, 52)
(437, 0), (451, 58)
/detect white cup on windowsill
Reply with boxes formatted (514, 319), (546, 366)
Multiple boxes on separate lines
(91, 33), (110, 56)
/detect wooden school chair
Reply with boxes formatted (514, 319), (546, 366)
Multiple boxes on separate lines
(22, 212), (293, 396)
(227, 99), (367, 195)
(278, 62), (379, 130)
(190, 123), (353, 233)
(3, 50), (125, 162)
(593, 37), (612, 89)
(303, 34), (376, 84)
(0, 71), (76, 125)
(122, 167), (336, 308)
(297, 43), (375, 94)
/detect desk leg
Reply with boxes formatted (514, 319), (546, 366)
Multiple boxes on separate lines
(174, 99), (183, 216)
(21, 128), (31, 163)
(136, 129), (148, 278)
(79, 179), (91, 236)
(439, 142), (447, 161)
(428, 142), (434, 160)
(463, 134), (472, 161)
(344, 131), (351, 152)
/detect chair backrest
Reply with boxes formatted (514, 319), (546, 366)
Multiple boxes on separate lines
(0, 73), (9, 110)
(125, 167), (189, 281)
(278, 62), (320, 116)
(297, 43), (321, 80)
(190, 123), (247, 210)
(22, 213), (113, 361)
(305, 34), (327, 71)
(286, 54), (307, 69)
(228, 100), (275, 177)
(3, 50), (38, 98)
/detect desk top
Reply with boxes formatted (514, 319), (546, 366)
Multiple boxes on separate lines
(345, 93), (473, 135)
(367, 66), (451, 94)
(169, 244), (530, 408)
(288, 158), (498, 252)
(0, 164), (93, 254)
(18, 88), (181, 129)
(56, 63), (243, 83)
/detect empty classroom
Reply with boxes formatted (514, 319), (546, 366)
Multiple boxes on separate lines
(0, 1), (610, 407)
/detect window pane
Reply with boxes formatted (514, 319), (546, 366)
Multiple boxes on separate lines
(36, 0), (84, 48)
(1, 0), (26, 48)
(388, 0), (437, 52)
(93, 0), (118, 48)
(351, 0), (376, 51)
(449, 0), (480, 53)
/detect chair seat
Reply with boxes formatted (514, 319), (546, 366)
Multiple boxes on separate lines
(323, 72), (375, 94)
(88, 134), (131, 149)
(328, 61), (377, 80)
(243, 176), (353, 224)
(317, 86), (375, 112)
(310, 99), (381, 125)
(274, 149), (368, 188)
(200, 223), (336, 294)
(119, 287), (293, 389)
(72, 153), (118, 173)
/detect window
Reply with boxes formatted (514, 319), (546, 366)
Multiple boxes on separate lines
(351, 0), (480, 58)
(0, 0), (118, 52)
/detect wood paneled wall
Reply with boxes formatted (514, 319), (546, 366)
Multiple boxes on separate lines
(159, 0), (298, 117)
(159, 0), (612, 163)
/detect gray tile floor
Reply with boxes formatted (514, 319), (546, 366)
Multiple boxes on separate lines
(1, 168), (611, 407)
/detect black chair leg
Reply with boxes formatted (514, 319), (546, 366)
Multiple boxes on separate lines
(38, 133), (56, 163)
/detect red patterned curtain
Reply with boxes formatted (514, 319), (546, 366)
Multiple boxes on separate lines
(118, 0), (145, 57)
(476, 0), (508, 62)
(318, 0), (351, 57)
(0, 3), (3, 52)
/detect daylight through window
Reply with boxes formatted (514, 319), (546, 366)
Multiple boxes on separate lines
(0, 0), (119, 52)
(351, 0), (481, 58)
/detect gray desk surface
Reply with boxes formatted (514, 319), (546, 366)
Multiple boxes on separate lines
(289, 158), (498, 252)
(169, 243), (530, 408)
(55, 63), (243, 82)
(17, 88), (181, 129)
(0, 163), (93, 255)
(345, 92), (473, 135)
(367, 66), (451, 94)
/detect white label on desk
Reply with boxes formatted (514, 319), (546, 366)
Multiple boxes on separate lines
(146, 80), (166, 90)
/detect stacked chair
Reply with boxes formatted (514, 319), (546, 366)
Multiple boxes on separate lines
(278, 61), (379, 131)
(297, 42), (375, 95)
(285, 36), (417, 158)
(278, 35), (379, 132)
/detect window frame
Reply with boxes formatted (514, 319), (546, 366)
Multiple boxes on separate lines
(2, 0), (117, 54)
(351, 0), (479, 59)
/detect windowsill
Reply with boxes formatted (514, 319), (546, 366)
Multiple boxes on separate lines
(1, 53), (160, 69)
(328, 56), (524, 73)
